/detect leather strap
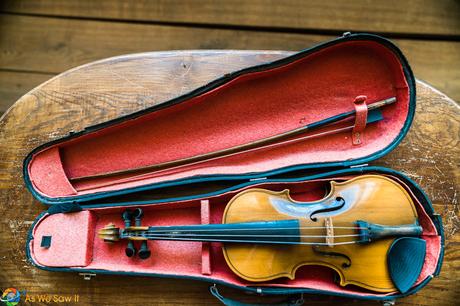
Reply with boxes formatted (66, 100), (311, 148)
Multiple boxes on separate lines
(352, 95), (369, 145)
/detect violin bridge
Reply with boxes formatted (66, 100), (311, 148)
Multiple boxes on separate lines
(324, 217), (334, 247)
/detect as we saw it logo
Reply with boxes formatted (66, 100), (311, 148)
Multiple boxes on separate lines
(1, 288), (22, 306)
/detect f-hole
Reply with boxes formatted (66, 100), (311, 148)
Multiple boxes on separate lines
(312, 245), (352, 268)
(310, 197), (345, 222)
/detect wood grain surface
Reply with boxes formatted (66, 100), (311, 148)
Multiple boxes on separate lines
(2, 0), (459, 36)
(0, 50), (458, 306)
(0, 1), (459, 114)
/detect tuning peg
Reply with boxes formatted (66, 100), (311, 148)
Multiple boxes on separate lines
(122, 209), (133, 227)
(125, 241), (137, 257)
(133, 208), (150, 259)
(138, 241), (151, 259)
(133, 208), (143, 226)
(122, 210), (137, 257)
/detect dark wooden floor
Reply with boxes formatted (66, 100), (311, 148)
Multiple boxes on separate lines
(0, 0), (459, 116)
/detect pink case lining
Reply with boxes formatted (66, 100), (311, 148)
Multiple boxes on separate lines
(32, 210), (95, 267)
(201, 200), (212, 275)
(27, 40), (410, 198)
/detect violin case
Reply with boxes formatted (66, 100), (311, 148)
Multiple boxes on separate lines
(23, 33), (444, 305)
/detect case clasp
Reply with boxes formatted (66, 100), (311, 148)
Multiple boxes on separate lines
(79, 273), (96, 280)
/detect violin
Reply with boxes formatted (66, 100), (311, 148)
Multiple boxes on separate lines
(99, 175), (424, 293)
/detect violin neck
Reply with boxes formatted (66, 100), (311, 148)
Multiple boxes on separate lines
(125, 219), (301, 245)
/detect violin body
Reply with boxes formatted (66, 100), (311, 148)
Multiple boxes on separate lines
(222, 175), (419, 292)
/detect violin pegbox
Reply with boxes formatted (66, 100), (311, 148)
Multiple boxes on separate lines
(98, 223), (121, 242)
(97, 208), (152, 260)
(132, 208), (151, 259)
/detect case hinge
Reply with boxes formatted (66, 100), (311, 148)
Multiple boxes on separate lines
(249, 177), (267, 182)
(47, 202), (82, 215)
(350, 163), (368, 168)
(79, 273), (96, 280)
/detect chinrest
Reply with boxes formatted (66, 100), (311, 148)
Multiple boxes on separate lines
(388, 237), (426, 293)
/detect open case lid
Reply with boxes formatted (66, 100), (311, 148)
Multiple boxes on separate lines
(23, 33), (416, 205)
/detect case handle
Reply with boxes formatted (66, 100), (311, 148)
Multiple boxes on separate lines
(210, 285), (304, 306)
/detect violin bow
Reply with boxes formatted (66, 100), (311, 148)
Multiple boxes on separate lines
(71, 97), (396, 185)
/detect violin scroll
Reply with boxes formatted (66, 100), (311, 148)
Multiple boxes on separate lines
(98, 223), (121, 242)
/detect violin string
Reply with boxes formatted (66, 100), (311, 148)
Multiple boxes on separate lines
(124, 226), (365, 233)
(120, 235), (360, 246)
(137, 233), (362, 238)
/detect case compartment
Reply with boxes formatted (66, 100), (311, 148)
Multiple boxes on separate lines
(24, 35), (414, 202)
(27, 170), (442, 299)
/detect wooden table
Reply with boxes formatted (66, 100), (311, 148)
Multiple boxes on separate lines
(0, 51), (458, 305)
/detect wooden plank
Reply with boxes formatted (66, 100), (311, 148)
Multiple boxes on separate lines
(1, 0), (460, 36)
(0, 70), (54, 113)
(395, 40), (460, 102)
(0, 49), (458, 305)
(0, 14), (331, 73)
(1, 14), (459, 102)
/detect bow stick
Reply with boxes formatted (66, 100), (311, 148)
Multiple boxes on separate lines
(71, 97), (396, 184)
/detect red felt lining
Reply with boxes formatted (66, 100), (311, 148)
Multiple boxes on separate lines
(27, 40), (410, 198)
(32, 210), (95, 267)
(28, 147), (77, 197)
(201, 200), (212, 275)
(29, 175), (440, 297)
